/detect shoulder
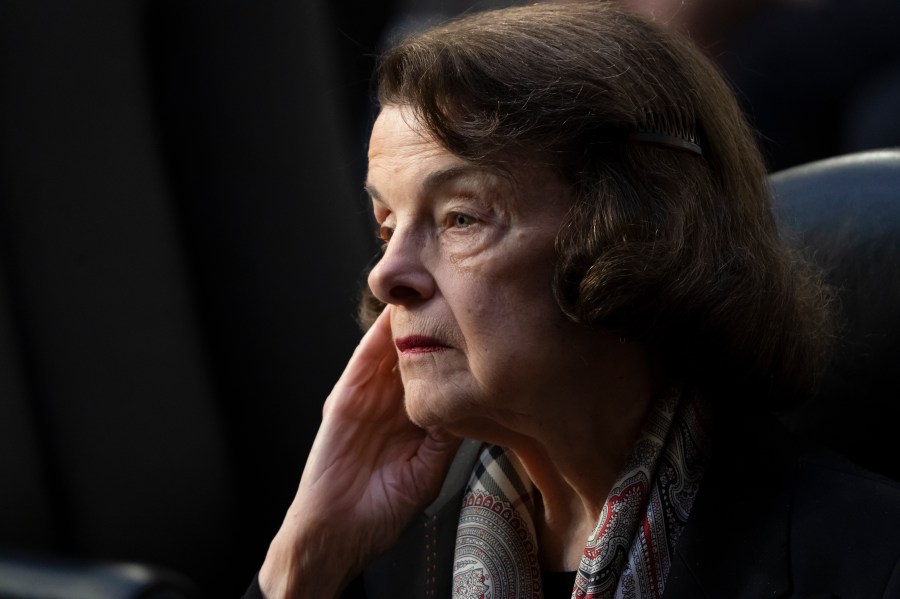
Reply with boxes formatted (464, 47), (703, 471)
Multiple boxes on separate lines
(667, 411), (900, 598)
(791, 446), (900, 518)
(754, 416), (900, 552)
(788, 446), (900, 596)
(713, 409), (900, 524)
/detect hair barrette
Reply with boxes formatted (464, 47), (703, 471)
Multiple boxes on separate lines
(631, 111), (703, 156)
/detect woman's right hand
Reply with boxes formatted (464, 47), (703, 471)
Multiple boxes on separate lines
(258, 306), (462, 599)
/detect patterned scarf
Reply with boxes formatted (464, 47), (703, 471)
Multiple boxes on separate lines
(451, 389), (710, 599)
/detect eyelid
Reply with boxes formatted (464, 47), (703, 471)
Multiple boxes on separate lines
(372, 203), (390, 224)
(373, 206), (394, 248)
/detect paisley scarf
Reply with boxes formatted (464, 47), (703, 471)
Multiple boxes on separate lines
(451, 389), (710, 599)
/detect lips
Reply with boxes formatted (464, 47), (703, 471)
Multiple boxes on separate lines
(394, 335), (450, 354)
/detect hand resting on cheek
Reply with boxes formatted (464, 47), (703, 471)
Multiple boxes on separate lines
(258, 306), (462, 599)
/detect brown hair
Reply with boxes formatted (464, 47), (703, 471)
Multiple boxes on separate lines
(362, 3), (833, 407)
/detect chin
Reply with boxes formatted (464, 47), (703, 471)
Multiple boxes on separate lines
(403, 384), (506, 446)
(402, 380), (470, 431)
(403, 390), (448, 429)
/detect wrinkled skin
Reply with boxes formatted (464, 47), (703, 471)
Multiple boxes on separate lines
(259, 307), (461, 598)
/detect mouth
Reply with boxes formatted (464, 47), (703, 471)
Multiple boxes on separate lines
(394, 335), (451, 354)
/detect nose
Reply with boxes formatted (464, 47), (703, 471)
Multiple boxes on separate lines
(367, 228), (436, 306)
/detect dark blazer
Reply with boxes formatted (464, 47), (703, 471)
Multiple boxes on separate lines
(245, 413), (900, 598)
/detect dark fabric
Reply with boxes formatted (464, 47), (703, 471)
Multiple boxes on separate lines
(541, 571), (578, 599)
(243, 575), (263, 599)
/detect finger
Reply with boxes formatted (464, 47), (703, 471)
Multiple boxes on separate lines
(409, 427), (464, 498)
(353, 305), (394, 363)
(332, 306), (398, 391)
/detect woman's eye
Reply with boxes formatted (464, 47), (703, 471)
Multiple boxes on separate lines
(377, 224), (394, 245)
(450, 213), (476, 229)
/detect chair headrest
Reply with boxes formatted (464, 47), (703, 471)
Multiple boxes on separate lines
(771, 149), (900, 480)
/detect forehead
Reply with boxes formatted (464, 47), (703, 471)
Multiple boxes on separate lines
(367, 106), (463, 185)
(366, 106), (570, 210)
(368, 106), (429, 155)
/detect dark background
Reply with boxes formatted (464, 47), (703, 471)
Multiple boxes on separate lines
(1, 0), (899, 596)
(0, 1), (386, 594)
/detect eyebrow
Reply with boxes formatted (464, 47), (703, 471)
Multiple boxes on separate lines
(364, 164), (504, 205)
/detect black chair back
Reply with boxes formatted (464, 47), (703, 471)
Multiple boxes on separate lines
(772, 149), (900, 481)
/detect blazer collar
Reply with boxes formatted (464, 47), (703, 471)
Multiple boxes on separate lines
(425, 439), (482, 520)
(425, 440), (482, 595)
(663, 412), (797, 599)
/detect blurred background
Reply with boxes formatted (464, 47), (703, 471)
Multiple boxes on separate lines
(0, 0), (898, 595)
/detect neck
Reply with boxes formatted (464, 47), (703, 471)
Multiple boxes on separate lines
(474, 339), (658, 571)
(512, 398), (650, 571)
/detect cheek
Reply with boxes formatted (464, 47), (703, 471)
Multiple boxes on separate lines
(449, 270), (565, 377)
(452, 230), (557, 288)
(448, 236), (561, 330)
(440, 227), (565, 351)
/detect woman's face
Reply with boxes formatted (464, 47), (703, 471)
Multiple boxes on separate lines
(366, 106), (614, 437)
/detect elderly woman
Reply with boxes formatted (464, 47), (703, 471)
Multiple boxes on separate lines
(248, 4), (900, 598)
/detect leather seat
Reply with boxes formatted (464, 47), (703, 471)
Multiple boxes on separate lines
(771, 149), (900, 481)
(0, 554), (197, 599)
